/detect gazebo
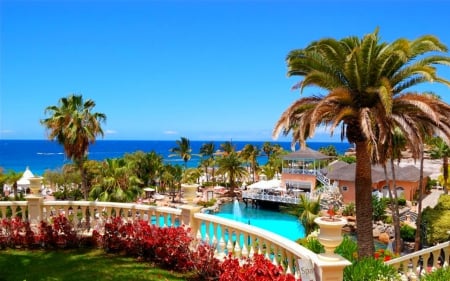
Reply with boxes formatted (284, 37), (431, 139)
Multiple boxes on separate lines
(17, 166), (35, 192)
(281, 147), (332, 193)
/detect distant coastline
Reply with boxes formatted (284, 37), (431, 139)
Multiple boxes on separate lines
(0, 139), (351, 175)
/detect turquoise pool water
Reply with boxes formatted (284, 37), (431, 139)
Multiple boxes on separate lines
(214, 201), (305, 241)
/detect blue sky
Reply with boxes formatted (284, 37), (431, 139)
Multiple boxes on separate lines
(1, 0), (450, 142)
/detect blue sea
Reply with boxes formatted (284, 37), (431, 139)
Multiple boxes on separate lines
(0, 140), (351, 176)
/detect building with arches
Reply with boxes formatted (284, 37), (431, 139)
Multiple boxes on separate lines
(325, 161), (430, 203)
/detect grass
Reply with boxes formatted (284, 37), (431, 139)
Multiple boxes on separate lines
(0, 249), (189, 281)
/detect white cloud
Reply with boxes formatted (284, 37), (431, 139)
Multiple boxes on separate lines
(105, 129), (117, 135)
(163, 130), (178, 135)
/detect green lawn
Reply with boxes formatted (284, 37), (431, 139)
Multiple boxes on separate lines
(0, 249), (189, 281)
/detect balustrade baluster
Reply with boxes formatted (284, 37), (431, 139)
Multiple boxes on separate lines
(233, 229), (241, 257)
(241, 231), (249, 258)
(211, 222), (218, 247)
(218, 224), (226, 257)
(226, 226), (234, 255)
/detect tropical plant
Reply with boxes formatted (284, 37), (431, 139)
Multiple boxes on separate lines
(169, 137), (193, 169)
(89, 158), (142, 202)
(343, 257), (401, 281)
(5, 170), (22, 199)
(429, 136), (450, 194)
(41, 94), (106, 199)
(283, 194), (321, 235)
(216, 152), (248, 197)
(273, 29), (450, 258)
(199, 142), (216, 182)
(240, 144), (260, 182)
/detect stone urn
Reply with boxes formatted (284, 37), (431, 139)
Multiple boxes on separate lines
(28, 176), (43, 196)
(314, 216), (348, 260)
(181, 184), (198, 204)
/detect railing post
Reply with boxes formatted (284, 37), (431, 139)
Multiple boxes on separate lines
(26, 195), (43, 224)
(312, 257), (351, 281)
(180, 205), (202, 236)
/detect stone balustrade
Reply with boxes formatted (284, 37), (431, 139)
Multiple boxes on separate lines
(385, 241), (450, 278)
(0, 198), (351, 281)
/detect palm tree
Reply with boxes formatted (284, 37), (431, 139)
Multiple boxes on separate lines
(219, 141), (235, 156)
(273, 30), (450, 258)
(200, 142), (216, 182)
(41, 94), (106, 200)
(5, 170), (23, 199)
(429, 136), (450, 194)
(89, 158), (142, 202)
(216, 152), (248, 197)
(169, 137), (192, 169)
(240, 144), (260, 182)
(283, 194), (321, 236)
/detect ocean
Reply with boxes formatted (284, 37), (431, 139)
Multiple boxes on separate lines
(0, 140), (351, 176)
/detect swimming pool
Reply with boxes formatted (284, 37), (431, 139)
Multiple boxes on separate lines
(214, 201), (305, 241)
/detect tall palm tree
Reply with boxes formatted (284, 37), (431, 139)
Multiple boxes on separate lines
(216, 152), (248, 197)
(273, 30), (450, 258)
(169, 137), (192, 169)
(41, 94), (106, 200)
(200, 142), (216, 182)
(240, 144), (260, 182)
(429, 136), (450, 194)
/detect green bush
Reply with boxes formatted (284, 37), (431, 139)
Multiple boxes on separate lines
(342, 203), (355, 216)
(343, 257), (401, 281)
(422, 267), (450, 281)
(397, 198), (406, 206)
(335, 235), (358, 263)
(298, 236), (324, 254)
(400, 224), (416, 242)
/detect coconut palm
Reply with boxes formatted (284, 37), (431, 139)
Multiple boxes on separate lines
(41, 94), (106, 199)
(273, 30), (450, 258)
(216, 152), (248, 197)
(169, 137), (192, 169)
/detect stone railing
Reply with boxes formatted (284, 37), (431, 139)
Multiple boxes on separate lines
(192, 211), (350, 280)
(385, 241), (450, 278)
(0, 198), (351, 281)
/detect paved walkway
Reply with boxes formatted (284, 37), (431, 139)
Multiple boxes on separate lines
(421, 189), (444, 209)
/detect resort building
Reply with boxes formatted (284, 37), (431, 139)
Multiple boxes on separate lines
(280, 147), (332, 195)
(325, 161), (430, 203)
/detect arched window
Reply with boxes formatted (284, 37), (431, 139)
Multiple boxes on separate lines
(396, 186), (405, 198)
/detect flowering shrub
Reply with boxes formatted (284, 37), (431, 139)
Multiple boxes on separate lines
(220, 254), (296, 281)
(373, 248), (397, 262)
(40, 214), (79, 248)
(189, 243), (222, 280)
(1, 215), (304, 280)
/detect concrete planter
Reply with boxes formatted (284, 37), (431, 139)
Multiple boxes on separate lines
(314, 216), (347, 261)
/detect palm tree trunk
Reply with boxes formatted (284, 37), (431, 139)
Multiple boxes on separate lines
(355, 140), (375, 258)
(414, 144), (425, 251)
(444, 156), (448, 195)
(388, 160), (402, 254)
(77, 159), (88, 200)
